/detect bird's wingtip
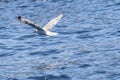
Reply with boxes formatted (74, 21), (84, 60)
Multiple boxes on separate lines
(17, 16), (22, 20)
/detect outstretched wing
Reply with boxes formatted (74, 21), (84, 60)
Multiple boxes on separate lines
(43, 13), (63, 31)
(18, 16), (44, 31)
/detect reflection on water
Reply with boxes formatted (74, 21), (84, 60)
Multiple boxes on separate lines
(0, 0), (120, 80)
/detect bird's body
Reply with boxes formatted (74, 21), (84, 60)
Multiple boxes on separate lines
(17, 13), (63, 36)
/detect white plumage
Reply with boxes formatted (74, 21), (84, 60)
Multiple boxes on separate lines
(18, 13), (63, 36)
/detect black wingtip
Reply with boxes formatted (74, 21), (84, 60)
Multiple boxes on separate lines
(17, 16), (22, 20)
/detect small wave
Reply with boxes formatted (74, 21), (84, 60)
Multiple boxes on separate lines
(29, 49), (62, 56)
(0, 53), (13, 57)
(27, 74), (71, 80)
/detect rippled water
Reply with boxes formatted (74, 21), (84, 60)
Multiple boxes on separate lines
(0, 0), (120, 80)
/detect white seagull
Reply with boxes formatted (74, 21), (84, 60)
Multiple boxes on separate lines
(17, 13), (63, 36)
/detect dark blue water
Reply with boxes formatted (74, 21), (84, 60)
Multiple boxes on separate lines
(0, 0), (120, 80)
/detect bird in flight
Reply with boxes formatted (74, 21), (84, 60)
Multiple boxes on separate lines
(17, 13), (63, 36)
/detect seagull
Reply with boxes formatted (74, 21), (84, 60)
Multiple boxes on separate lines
(17, 13), (63, 36)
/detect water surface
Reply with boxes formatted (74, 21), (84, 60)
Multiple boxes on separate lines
(0, 0), (120, 80)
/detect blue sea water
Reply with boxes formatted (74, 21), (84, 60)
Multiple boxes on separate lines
(0, 0), (120, 80)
